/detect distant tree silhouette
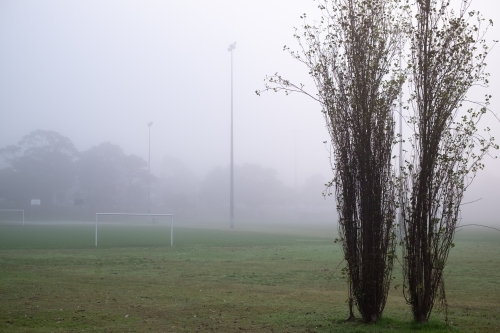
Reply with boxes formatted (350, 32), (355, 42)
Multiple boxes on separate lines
(0, 130), (78, 206)
(78, 142), (148, 209)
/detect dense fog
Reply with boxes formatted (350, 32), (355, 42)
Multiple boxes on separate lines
(0, 129), (334, 226)
(1, 1), (499, 227)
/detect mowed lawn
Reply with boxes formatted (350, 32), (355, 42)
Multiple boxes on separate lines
(0, 224), (499, 333)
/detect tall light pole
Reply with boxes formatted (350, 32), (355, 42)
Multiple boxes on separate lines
(148, 122), (153, 214)
(228, 42), (236, 229)
(292, 130), (299, 214)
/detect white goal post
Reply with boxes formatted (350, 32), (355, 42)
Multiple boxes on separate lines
(0, 209), (25, 225)
(95, 213), (174, 247)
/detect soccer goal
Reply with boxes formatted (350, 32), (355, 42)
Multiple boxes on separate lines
(95, 213), (174, 247)
(0, 209), (25, 225)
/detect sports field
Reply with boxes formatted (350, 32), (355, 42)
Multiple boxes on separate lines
(0, 223), (499, 332)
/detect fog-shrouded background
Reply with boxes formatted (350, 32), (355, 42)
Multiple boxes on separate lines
(1, 0), (499, 227)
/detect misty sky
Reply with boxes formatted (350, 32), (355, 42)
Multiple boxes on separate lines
(1, 0), (499, 225)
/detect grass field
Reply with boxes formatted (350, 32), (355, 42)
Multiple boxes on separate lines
(0, 223), (499, 332)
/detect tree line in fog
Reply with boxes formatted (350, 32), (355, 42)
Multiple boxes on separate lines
(0, 130), (331, 219)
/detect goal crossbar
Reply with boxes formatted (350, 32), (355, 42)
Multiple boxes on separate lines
(0, 209), (25, 225)
(95, 213), (174, 247)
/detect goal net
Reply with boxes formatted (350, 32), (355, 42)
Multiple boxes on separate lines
(0, 209), (25, 225)
(95, 213), (174, 247)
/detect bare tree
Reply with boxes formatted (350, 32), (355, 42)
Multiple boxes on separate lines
(400, 0), (497, 323)
(258, 0), (404, 323)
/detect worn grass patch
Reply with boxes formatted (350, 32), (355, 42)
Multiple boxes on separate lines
(0, 224), (498, 332)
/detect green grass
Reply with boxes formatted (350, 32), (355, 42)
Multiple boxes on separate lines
(0, 224), (499, 332)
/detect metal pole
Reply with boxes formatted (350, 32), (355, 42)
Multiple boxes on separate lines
(95, 214), (98, 247)
(148, 122), (153, 214)
(228, 43), (236, 229)
(293, 130), (299, 214)
(230, 48), (234, 229)
(171, 215), (174, 247)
